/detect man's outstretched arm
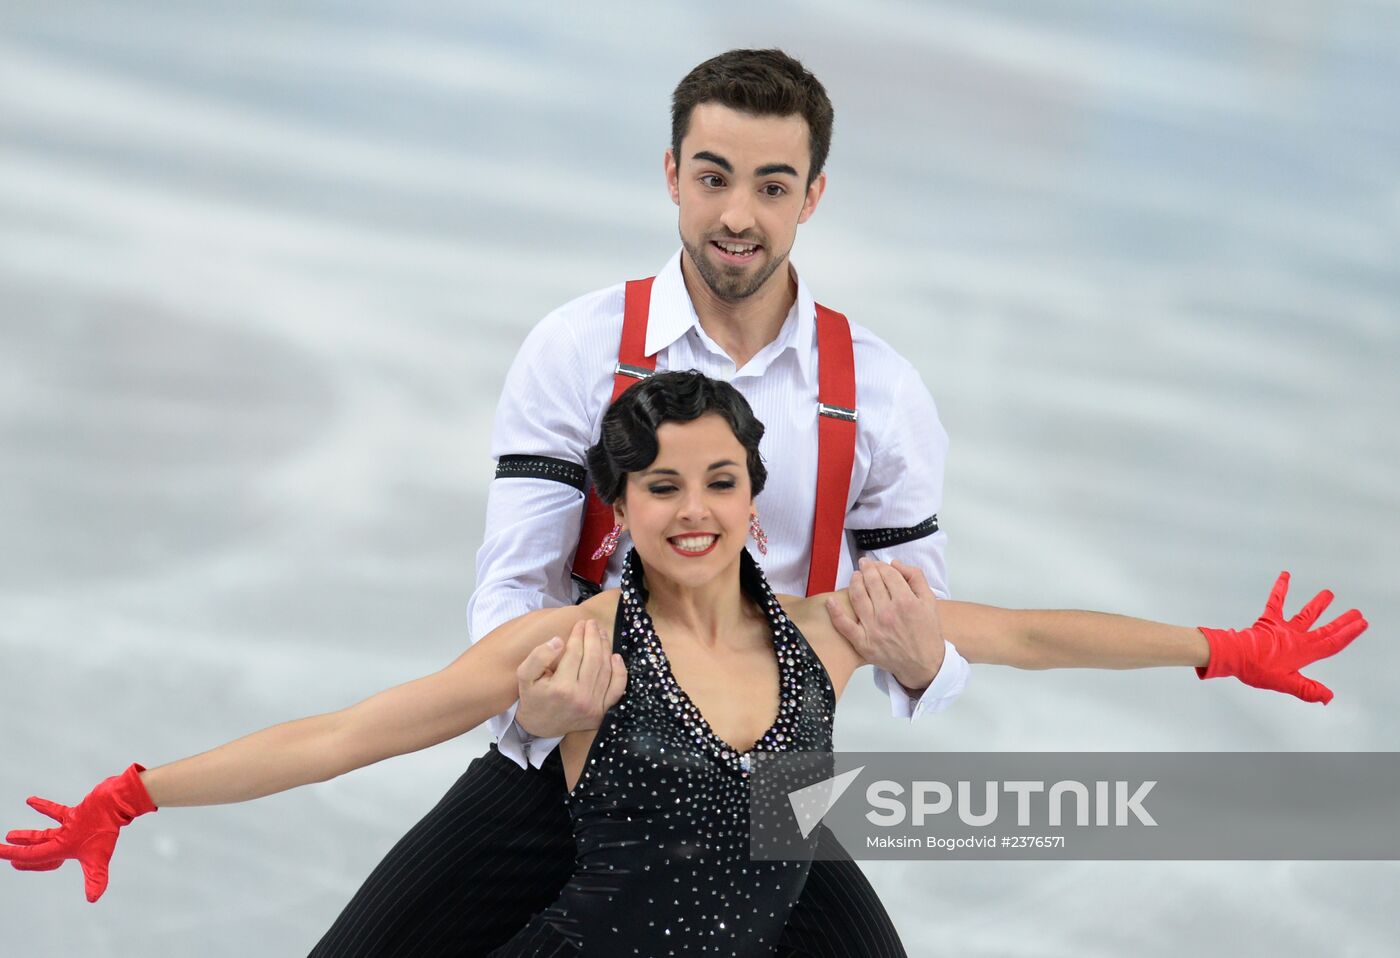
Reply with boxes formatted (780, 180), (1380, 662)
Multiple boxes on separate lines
(840, 359), (970, 720)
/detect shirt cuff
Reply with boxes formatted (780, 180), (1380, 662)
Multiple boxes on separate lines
(490, 702), (565, 770)
(872, 640), (971, 720)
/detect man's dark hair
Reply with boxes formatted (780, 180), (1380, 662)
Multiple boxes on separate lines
(671, 49), (834, 189)
(587, 370), (768, 504)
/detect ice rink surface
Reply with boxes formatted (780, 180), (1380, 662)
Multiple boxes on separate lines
(1, 1), (1397, 954)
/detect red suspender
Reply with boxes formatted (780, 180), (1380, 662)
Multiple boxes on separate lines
(807, 304), (858, 596)
(571, 277), (658, 591)
(569, 279), (858, 598)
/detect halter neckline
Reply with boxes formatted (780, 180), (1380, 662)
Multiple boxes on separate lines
(619, 547), (801, 775)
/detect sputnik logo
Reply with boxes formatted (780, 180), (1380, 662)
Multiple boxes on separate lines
(786, 766), (866, 838)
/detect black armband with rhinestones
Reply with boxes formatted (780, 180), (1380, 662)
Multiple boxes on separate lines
(851, 514), (940, 550)
(572, 573), (602, 604)
(494, 454), (587, 491)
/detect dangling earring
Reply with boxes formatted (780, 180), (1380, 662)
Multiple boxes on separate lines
(748, 514), (768, 556)
(591, 523), (622, 560)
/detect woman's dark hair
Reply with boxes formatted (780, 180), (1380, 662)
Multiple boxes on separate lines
(671, 49), (834, 189)
(586, 370), (767, 504)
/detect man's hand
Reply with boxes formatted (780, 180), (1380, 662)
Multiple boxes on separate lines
(515, 618), (628, 738)
(826, 557), (946, 691)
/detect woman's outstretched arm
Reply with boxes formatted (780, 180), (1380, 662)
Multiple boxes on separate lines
(139, 606), (614, 807)
(804, 560), (1366, 705)
(939, 602), (1210, 670)
(0, 600), (622, 901)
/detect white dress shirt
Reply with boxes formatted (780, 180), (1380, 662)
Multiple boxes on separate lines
(469, 250), (971, 768)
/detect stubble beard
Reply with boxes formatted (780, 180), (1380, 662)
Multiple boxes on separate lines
(682, 233), (789, 302)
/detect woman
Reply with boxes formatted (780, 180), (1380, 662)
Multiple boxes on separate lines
(0, 371), (1366, 955)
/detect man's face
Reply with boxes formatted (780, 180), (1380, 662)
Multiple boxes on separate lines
(666, 103), (826, 302)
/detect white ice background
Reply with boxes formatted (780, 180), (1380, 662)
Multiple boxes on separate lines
(1, 2), (1397, 955)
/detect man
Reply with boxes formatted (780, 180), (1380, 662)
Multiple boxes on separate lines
(313, 49), (959, 957)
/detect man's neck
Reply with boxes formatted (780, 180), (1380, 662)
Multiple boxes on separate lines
(679, 250), (796, 370)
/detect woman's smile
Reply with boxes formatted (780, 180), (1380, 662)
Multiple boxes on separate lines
(668, 533), (720, 557)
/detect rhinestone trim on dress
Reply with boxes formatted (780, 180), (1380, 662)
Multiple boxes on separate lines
(538, 546), (837, 956)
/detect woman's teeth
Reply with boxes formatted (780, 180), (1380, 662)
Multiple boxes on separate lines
(671, 534), (718, 553)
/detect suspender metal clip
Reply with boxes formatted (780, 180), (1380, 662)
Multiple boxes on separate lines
(614, 362), (656, 381)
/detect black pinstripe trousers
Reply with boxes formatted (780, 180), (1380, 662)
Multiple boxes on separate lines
(309, 744), (907, 957)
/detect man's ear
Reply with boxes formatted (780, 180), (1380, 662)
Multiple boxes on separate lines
(797, 170), (827, 225)
(664, 148), (680, 206)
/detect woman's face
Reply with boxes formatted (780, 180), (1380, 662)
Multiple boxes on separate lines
(614, 412), (755, 586)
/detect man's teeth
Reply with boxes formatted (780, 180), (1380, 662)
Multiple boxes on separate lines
(716, 241), (758, 254)
(671, 534), (718, 552)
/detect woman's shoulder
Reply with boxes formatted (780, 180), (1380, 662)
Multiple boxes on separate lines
(578, 588), (623, 626)
(773, 592), (846, 652)
(774, 591), (823, 629)
(773, 591), (864, 698)
(504, 589), (621, 640)
(773, 590), (855, 637)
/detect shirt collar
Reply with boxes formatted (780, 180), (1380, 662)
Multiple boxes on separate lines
(644, 248), (818, 386)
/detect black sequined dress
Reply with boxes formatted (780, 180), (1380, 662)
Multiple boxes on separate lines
(489, 547), (836, 957)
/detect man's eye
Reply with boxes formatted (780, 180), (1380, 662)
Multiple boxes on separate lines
(700, 174), (724, 188)
(763, 184), (785, 197)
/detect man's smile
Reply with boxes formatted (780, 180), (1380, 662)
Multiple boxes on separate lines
(710, 239), (762, 264)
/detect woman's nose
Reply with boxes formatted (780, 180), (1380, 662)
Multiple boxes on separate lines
(677, 490), (711, 520)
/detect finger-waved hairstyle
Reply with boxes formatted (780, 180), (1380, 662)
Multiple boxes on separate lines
(586, 370), (768, 504)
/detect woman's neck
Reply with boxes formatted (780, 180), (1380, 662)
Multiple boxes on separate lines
(640, 555), (755, 648)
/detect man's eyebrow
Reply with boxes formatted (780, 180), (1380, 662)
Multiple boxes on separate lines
(755, 163), (799, 178)
(692, 150), (733, 173)
(691, 152), (799, 180)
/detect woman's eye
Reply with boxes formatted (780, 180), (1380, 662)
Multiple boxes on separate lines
(648, 485), (676, 495)
(710, 480), (736, 489)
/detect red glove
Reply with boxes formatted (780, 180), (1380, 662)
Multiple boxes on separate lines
(0, 763), (157, 902)
(1197, 571), (1367, 704)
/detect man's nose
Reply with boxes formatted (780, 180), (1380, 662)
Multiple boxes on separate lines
(719, 192), (756, 235)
